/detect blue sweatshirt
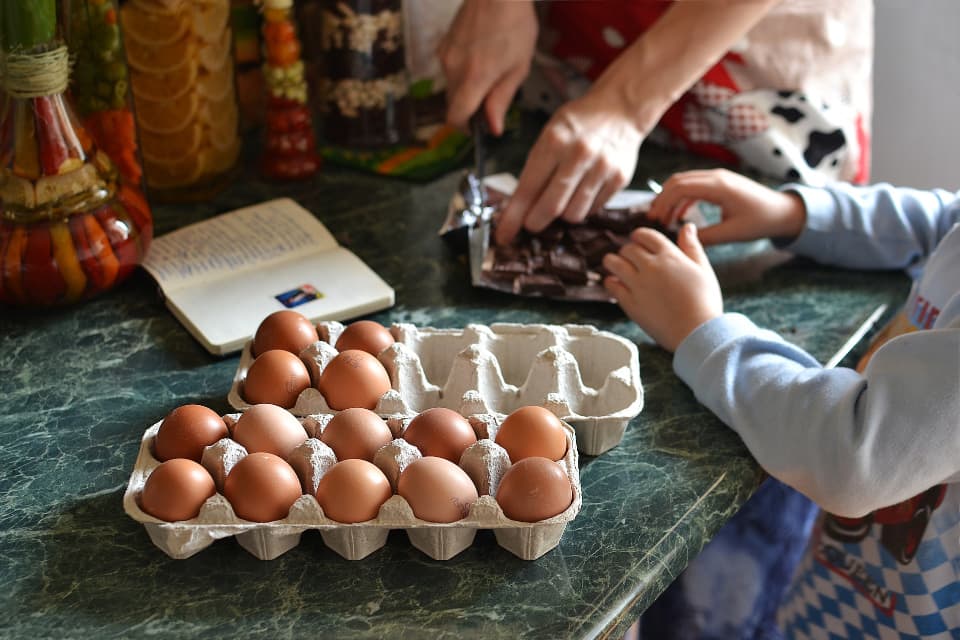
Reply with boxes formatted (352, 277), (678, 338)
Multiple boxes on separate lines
(673, 183), (960, 637)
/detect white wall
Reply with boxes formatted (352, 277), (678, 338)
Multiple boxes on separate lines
(872, 0), (960, 190)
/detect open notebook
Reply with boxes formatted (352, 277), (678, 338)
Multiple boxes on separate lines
(142, 198), (395, 355)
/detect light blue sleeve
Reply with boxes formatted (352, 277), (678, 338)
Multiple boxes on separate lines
(781, 183), (960, 273)
(673, 310), (960, 518)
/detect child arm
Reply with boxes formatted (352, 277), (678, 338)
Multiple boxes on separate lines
(674, 309), (960, 517)
(784, 183), (960, 272)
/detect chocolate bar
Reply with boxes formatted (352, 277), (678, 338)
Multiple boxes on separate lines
(481, 203), (674, 300)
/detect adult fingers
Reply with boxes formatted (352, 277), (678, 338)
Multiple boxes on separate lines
(495, 138), (561, 243)
(559, 160), (608, 225)
(445, 60), (496, 130)
(484, 64), (528, 136)
(590, 171), (628, 216)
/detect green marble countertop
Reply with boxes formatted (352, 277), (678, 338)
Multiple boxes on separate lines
(0, 123), (910, 639)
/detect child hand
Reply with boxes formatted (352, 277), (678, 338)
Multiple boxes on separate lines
(648, 169), (806, 246)
(603, 223), (723, 352)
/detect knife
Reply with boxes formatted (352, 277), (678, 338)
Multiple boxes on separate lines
(469, 112), (487, 211)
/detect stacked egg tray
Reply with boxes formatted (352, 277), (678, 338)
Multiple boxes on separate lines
(229, 322), (644, 456)
(123, 409), (581, 561)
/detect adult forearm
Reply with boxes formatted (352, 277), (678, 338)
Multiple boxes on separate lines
(594, 0), (780, 135)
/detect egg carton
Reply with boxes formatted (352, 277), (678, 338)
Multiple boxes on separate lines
(228, 322), (643, 455)
(123, 405), (582, 561)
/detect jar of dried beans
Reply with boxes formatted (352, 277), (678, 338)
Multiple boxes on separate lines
(317, 0), (414, 149)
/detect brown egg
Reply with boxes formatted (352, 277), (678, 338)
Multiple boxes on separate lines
(317, 350), (392, 411)
(397, 456), (479, 523)
(496, 457), (573, 522)
(140, 458), (216, 522)
(315, 459), (393, 523)
(154, 404), (228, 462)
(402, 407), (477, 463)
(232, 404), (308, 458)
(335, 320), (395, 355)
(320, 408), (393, 461)
(494, 406), (568, 462)
(224, 452), (303, 522)
(253, 310), (319, 356)
(243, 349), (312, 408)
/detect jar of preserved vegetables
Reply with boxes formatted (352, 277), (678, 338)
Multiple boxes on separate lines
(64, 0), (143, 188)
(0, 0), (153, 307)
(260, 0), (320, 180)
(317, 0), (414, 149)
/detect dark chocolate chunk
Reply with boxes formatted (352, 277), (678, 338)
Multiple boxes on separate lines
(566, 225), (604, 245)
(547, 250), (588, 284)
(578, 238), (613, 265)
(491, 259), (529, 281)
(591, 207), (643, 234)
(515, 273), (566, 297)
(538, 222), (566, 245)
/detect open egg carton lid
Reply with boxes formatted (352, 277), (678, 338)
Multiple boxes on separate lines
(123, 405), (582, 561)
(228, 321), (643, 456)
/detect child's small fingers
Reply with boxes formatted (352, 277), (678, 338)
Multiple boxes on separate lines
(603, 275), (629, 301)
(667, 198), (694, 227)
(602, 252), (639, 282)
(650, 174), (725, 222)
(628, 227), (671, 253)
(696, 216), (757, 246)
(617, 243), (663, 274)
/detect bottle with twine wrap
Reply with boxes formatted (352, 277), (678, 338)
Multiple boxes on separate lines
(0, 0), (153, 307)
(259, 0), (321, 180)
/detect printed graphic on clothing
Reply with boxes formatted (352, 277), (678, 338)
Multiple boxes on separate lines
(779, 488), (960, 637)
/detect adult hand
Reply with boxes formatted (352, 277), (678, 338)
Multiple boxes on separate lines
(437, 0), (537, 136)
(494, 90), (644, 245)
(647, 169), (807, 246)
(603, 224), (723, 352)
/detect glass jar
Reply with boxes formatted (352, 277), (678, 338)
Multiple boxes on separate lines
(64, 0), (143, 188)
(121, 0), (240, 201)
(317, 0), (414, 149)
(0, 0), (153, 307)
(231, 0), (265, 132)
(259, 0), (320, 180)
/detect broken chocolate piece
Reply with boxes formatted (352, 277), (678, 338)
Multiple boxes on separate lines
(578, 234), (619, 266)
(538, 222), (566, 245)
(547, 250), (588, 285)
(515, 273), (566, 297)
(566, 225), (604, 245)
(591, 207), (643, 234)
(491, 259), (529, 281)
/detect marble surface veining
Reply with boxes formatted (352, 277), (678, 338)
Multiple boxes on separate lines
(0, 119), (910, 639)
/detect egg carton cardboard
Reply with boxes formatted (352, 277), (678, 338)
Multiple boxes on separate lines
(228, 322), (643, 455)
(123, 407), (582, 561)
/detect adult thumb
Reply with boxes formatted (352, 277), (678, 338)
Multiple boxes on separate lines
(678, 223), (710, 268)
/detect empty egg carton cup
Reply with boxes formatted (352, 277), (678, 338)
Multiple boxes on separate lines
(228, 322), (643, 455)
(123, 407), (582, 561)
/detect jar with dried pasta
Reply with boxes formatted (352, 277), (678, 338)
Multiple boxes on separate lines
(317, 0), (414, 149)
(121, 0), (241, 200)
